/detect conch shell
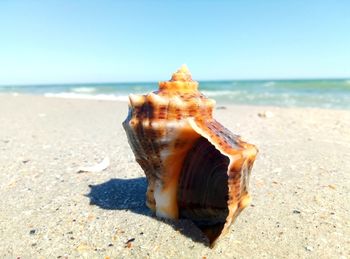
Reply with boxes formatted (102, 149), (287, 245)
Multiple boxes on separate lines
(122, 65), (258, 246)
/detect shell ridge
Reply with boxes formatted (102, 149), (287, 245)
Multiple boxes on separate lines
(188, 118), (232, 158)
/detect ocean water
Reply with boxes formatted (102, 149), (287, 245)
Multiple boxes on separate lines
(1, 79), (350, 109)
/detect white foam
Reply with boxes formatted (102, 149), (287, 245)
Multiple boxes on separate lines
(202, 90), (240, 96)
(44, 92), (128, 102)
(263, 81), (275, 87)
(71, 87), (97, 93)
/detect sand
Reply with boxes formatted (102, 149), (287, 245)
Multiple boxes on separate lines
(0, 94), (349, 258)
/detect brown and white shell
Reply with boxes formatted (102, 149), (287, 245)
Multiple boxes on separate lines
(122, 65), (258, 246)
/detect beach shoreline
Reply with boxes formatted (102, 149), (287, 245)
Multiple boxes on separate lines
(0, 94), (349, 258)
(1, 77), (350, 110)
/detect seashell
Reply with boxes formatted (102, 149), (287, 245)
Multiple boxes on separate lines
(122, 65), (258, 246)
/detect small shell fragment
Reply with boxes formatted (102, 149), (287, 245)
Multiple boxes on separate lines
(77, 157), (110, 173)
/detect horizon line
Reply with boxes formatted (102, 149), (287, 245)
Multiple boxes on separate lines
(1, 76), (350, 87)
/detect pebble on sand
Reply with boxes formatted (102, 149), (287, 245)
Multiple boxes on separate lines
(258, 111), (274, 118)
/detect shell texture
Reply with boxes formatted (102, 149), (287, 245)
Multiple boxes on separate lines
(122, 65), (258, 246)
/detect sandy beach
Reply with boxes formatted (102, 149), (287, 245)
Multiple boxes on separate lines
(0, 94), (349, 258)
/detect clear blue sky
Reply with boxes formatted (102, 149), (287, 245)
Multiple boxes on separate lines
(0, 0), (349, 85)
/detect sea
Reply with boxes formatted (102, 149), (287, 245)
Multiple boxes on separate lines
(1, 79), (350, 109)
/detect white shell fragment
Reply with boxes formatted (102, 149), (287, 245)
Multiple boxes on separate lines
(77, 157), (110, 173)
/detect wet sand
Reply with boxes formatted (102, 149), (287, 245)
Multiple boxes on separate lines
(0, 94), (349, 258)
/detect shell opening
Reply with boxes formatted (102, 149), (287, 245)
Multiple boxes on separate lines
(178, 137), (230, 244)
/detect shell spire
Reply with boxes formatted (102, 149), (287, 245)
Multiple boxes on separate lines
(170, 64), (193, 82)
(159, 65), (198, 93)
(122, 65), (258, 247)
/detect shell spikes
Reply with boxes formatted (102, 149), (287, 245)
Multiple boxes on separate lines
(122, 65), (258, 247)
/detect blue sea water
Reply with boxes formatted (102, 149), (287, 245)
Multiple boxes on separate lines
(1, 79), (350, 109)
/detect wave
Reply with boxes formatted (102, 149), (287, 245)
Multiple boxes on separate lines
(202, 90), (242, 96)
(71, 87), (97, 93)
(263, 81), (275, 87)
(44, 92), (129, 101)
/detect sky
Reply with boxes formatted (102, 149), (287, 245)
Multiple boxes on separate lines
(0, 0), (349, 85)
